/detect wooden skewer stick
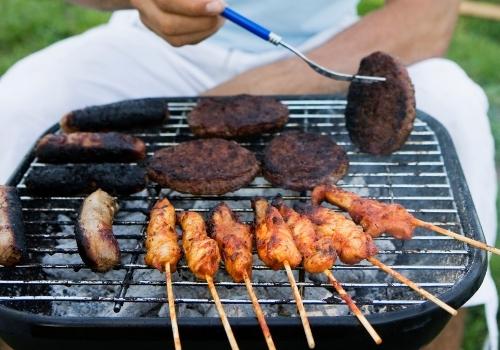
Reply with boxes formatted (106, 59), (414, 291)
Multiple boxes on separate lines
(367, 257), (457, 316)
(243, 273), (276, 350)
(165, 262), (181, 350)
(284, 261), (315, 349)
(324, 270), (382, 345)
(206, 275), (240, 350)
(414, 219), (500, 256)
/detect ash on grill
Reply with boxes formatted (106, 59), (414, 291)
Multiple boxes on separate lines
(1, 99), (469, 322)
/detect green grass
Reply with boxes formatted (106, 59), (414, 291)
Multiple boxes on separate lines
(0, 1), (499, 349)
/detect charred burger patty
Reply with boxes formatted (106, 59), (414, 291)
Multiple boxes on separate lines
(147, 138), (260, 195)
(262, 131), (349, 191)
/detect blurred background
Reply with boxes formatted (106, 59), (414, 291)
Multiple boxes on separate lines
(0, 0), (498, 349)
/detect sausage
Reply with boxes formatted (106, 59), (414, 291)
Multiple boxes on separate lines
(0, 186), (26, 267)
(75, 189), (120, 272)
(60, 98), (169, 133)
(35, 132), (146, 163)
(25, 164), (147, 195)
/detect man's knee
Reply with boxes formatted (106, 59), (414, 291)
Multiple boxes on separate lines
(409, 58), (488, 116)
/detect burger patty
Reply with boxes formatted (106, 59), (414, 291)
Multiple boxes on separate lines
(263, 131), (349, 191)
(188, 94), (289, 138)
(345, 51), (416, 155)
(147, 139), (260, 195)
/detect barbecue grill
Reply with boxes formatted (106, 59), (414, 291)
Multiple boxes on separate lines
(0, 95), (486, 350)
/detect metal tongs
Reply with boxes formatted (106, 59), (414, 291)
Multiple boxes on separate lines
(222, 7), (386, 84)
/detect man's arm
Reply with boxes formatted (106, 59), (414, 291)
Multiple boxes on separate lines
(68, 0), (132, 11)
(206, 0), (460, 95)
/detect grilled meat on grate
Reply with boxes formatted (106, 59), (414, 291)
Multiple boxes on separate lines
(295, 202), (378, 265)
(60, 98), (169, 133)
(178, 211), (221, 280)
(35, 132), (146, 163)
(208, 202), (253, 283)
(145, 198), (182, 272)
(312, 184), (418, 240)
(148, 139), (260, 195)
(262, 131), (348, 191)
(272, 195), (336, 274)
(0, 186), (26, 267)
(252, 197), (302, 270)
(25, 164), (147, 195)
(75, 189), (120, 272)
(188, 94), (289, 138)
(346, 51), (416, 155)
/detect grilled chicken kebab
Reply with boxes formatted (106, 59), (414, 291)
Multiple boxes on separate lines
(145, 198), (182, 272)
(295, 202), (378, 265)
(208, 203), (253, 282)
(0, 186), (26, 267)
(252, 197), (302, 270)
(312, 184), (417, 240)
(272, 195), (336, 273)
(75, 189), (120, 272)
(178, 211), (221, 279)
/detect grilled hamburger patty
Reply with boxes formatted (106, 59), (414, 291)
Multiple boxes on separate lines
(345, 51), (416, 155)
(148, 139), (260, 195)
(188, 95), (289, 138)
(263, 131), (348, 191)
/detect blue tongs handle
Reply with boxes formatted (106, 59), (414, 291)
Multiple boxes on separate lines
(222, 7), (274, 42)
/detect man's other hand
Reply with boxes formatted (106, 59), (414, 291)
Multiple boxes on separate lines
(131, 0), (226, 46)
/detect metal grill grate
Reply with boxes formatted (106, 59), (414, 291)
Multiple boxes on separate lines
(0, 97), (473, 319)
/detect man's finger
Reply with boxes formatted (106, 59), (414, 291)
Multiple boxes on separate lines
(156, 12), (223, 36)
(166, 23), (224, 47)
(155, 0), (226, 16)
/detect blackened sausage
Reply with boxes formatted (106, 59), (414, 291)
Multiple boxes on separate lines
(36, 132), (146, 163)
(60, 98), (169, 133)
(25, 164), (147, 195)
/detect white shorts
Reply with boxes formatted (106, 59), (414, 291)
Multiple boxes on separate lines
(0, 10), (497, 349)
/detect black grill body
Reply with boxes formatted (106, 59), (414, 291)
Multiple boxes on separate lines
(0, 96), (486, 350)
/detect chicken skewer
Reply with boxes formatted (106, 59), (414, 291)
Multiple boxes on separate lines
(208, 203), (276, 350)
(312, 185), (500, 256)
(272, 196), (382, 345)
(178, 211), (239, 350)
(252, 198), (315, 349)
(296, 202), (457, 316)
(145, 198), (182, 350)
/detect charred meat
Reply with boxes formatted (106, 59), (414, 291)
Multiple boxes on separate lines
(178, 211), (221, 279)
(60, 98), (169, 133)
(272, 195), (336, 273)
(295, 202), (378, 265)
(346, 51), (416, 155)
(25, 164), (147, 195)
(35, 132), (146, 163)
(263, 131), (348, 191)
(188, 95), (289, 138)
(208, 203), (253, 282)
(312, 184), (417, 240)
(252, 198), (302, 270)
(145, 198), (182, 272)
(148, 139), (259, 195)
(75, 189), (120, 272)
(0, 186), (26, 267)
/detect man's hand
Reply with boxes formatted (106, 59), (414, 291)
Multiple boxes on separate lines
(130, 0), (226, 47)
